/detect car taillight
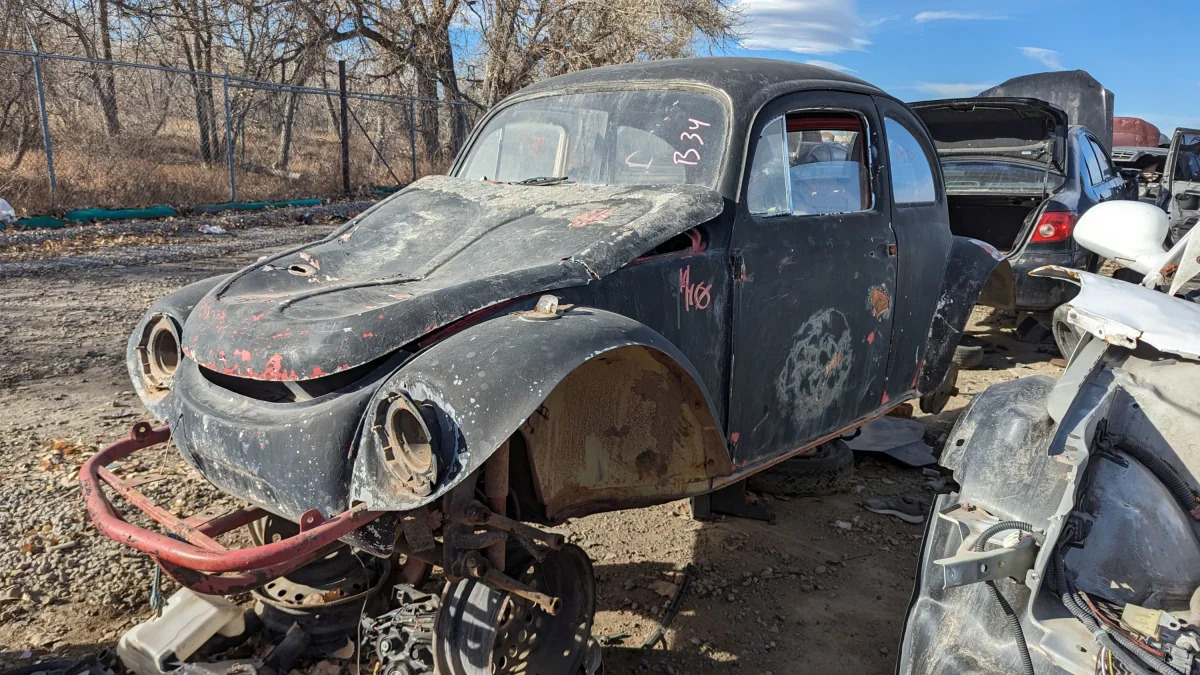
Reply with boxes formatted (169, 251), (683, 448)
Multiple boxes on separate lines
(1030, 211), (1078, 243)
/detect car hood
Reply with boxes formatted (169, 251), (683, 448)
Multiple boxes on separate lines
(182, 175), (724, 381)
(909, 97), (1067, 170)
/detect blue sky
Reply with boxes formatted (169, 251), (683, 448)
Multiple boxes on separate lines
(728, 0), (1199, 135)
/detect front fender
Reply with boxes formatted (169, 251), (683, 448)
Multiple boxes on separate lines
(349, 306), (731, 518)
(917, 238), (1011, 394)
(127, 274), (228, 417)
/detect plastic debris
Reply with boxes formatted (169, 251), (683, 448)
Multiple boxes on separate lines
(0, 198), (15, 225)
(117, 588), (246, 675)
(197, 224), (228, 235)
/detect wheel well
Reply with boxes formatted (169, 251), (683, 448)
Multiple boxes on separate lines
(512, 345), (729, 521)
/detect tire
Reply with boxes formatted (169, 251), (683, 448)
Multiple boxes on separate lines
(746, 439), (855, 497)
(1051, 303), (1081, 358)
(952, 344), (984, 370)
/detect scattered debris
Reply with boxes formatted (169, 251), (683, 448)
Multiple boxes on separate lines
(861, 495), (929, 524)
(0, 199), (15, 226)
(642, 565), (694, 649)
(117, 588), (246, 675)
(845, 417), (936, 467)
(196, 225), (228, 235)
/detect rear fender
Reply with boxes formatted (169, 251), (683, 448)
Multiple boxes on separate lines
(349, 307), (731, 520)
(917, 237), (1011, 394)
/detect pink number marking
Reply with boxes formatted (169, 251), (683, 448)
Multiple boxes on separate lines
(680, 131), (705, 145)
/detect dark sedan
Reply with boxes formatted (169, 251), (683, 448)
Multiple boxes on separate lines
(911, 97), (1136, 311)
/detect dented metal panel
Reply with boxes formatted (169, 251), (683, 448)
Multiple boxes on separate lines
(182, 176), (724, 381)
(1032, 265), (1200, 359)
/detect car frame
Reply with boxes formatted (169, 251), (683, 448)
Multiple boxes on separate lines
(80, 57), (1006, 672)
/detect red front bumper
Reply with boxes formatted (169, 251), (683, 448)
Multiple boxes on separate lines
(79, 422), (384, 594)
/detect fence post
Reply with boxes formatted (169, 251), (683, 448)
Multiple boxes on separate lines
(408, 96), (417, 183)
(31, 53), (58, 208)
(222, 69), (236, 202)
(339, 60), (350, 196)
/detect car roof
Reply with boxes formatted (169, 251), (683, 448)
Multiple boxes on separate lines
(513, 57), (882, 101)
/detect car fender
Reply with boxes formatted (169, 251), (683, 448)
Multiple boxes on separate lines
(127, 274), (227, 417)
(349, 306), (732, 520)
(917, 237), (1012, 395)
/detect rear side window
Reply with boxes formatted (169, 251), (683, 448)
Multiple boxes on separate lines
(885, 118), (937, 204)
(1088, 138), (1115, 180)
(1082, 139), (1104, 185)
(748, 111), (871, 216)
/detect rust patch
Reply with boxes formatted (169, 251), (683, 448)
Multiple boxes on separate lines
(868, 286), (890, 318)
(823, 350), (843, 376)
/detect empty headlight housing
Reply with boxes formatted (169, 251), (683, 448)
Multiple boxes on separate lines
(373, 392), (438, 497)
(136, 314), (181, 399)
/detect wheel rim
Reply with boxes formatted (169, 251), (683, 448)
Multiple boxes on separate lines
(434, 544), (596, 675)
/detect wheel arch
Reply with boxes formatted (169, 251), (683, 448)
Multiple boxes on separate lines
(349, 306), (732, 519)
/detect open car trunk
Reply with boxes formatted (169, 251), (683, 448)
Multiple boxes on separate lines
(945, 194), (1039, 252)
(910, 98), (1067, 253)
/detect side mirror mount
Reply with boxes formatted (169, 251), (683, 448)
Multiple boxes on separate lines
(1073, 201), (1169, 275)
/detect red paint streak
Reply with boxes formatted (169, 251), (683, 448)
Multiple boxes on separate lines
(881, 391), (890, 404)
(251, 313), (264, 321)
(569, 208), (612, 228)
(311, 366), (327, 377)
(678, 265), (712, 311)
(237, 349), (251, 362)
(262, 354), (284, 379)
(866, 331), (875, 344)
(378, 314), (385, 319)
(684, 228), (706, 253)
(729, 432), (740, 443)
(362, 332), (375, 338)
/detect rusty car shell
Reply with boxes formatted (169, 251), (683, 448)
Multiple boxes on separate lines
(118, 58), (1006, 562)
(899, 267), (1200, 674)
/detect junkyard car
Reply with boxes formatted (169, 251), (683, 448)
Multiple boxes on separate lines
(1159, 127), (1200, 244)
(80, 58), (1006, 673)
(899, 200), (1200, 674)
(910, 95), (1135, 312)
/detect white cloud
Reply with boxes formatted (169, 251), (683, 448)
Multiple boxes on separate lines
(913, 82), (996, 97)
(738, 0), (870, 54)
(866, 15), (899, 28)
(805, 59), (857, 73)
(1019, 46), (1063, 70)
(913, 11), (1005, 23)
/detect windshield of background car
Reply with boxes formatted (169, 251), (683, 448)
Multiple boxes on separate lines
(941, 159), (1065, 193)
(457, 89), (727, 188)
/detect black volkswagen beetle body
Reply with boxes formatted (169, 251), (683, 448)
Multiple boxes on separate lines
(94, 57), (1006, 671)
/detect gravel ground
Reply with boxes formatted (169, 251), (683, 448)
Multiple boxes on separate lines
(0, 215), (1065, 674)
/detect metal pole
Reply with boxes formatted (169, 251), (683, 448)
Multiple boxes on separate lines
(339, 60), (350, 196)
(409, 96), (417, 183)
(222, 69), (236, 202)
(31, 53), (57, 208)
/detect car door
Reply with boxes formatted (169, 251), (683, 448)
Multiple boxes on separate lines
(872, 97), (952, 403)
(1161, 128), (1200, 243)
(726, 91), (896, 467)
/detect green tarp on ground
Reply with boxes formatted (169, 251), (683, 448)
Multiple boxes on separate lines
(192, 199), (322, 214)
(64, 205), (178, 222)
(11, 216), (66, 229)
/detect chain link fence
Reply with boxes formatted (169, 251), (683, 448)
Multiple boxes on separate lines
(0, 49), (479, 215)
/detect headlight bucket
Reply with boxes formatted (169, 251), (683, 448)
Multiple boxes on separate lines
(373, 392), (438, 497)
(136, 314), (181, 398)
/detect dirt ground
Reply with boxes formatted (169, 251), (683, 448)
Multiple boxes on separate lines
(0, 216), (1064, 674)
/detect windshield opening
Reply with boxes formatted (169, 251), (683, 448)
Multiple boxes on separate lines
(457, 89), (727, 189)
